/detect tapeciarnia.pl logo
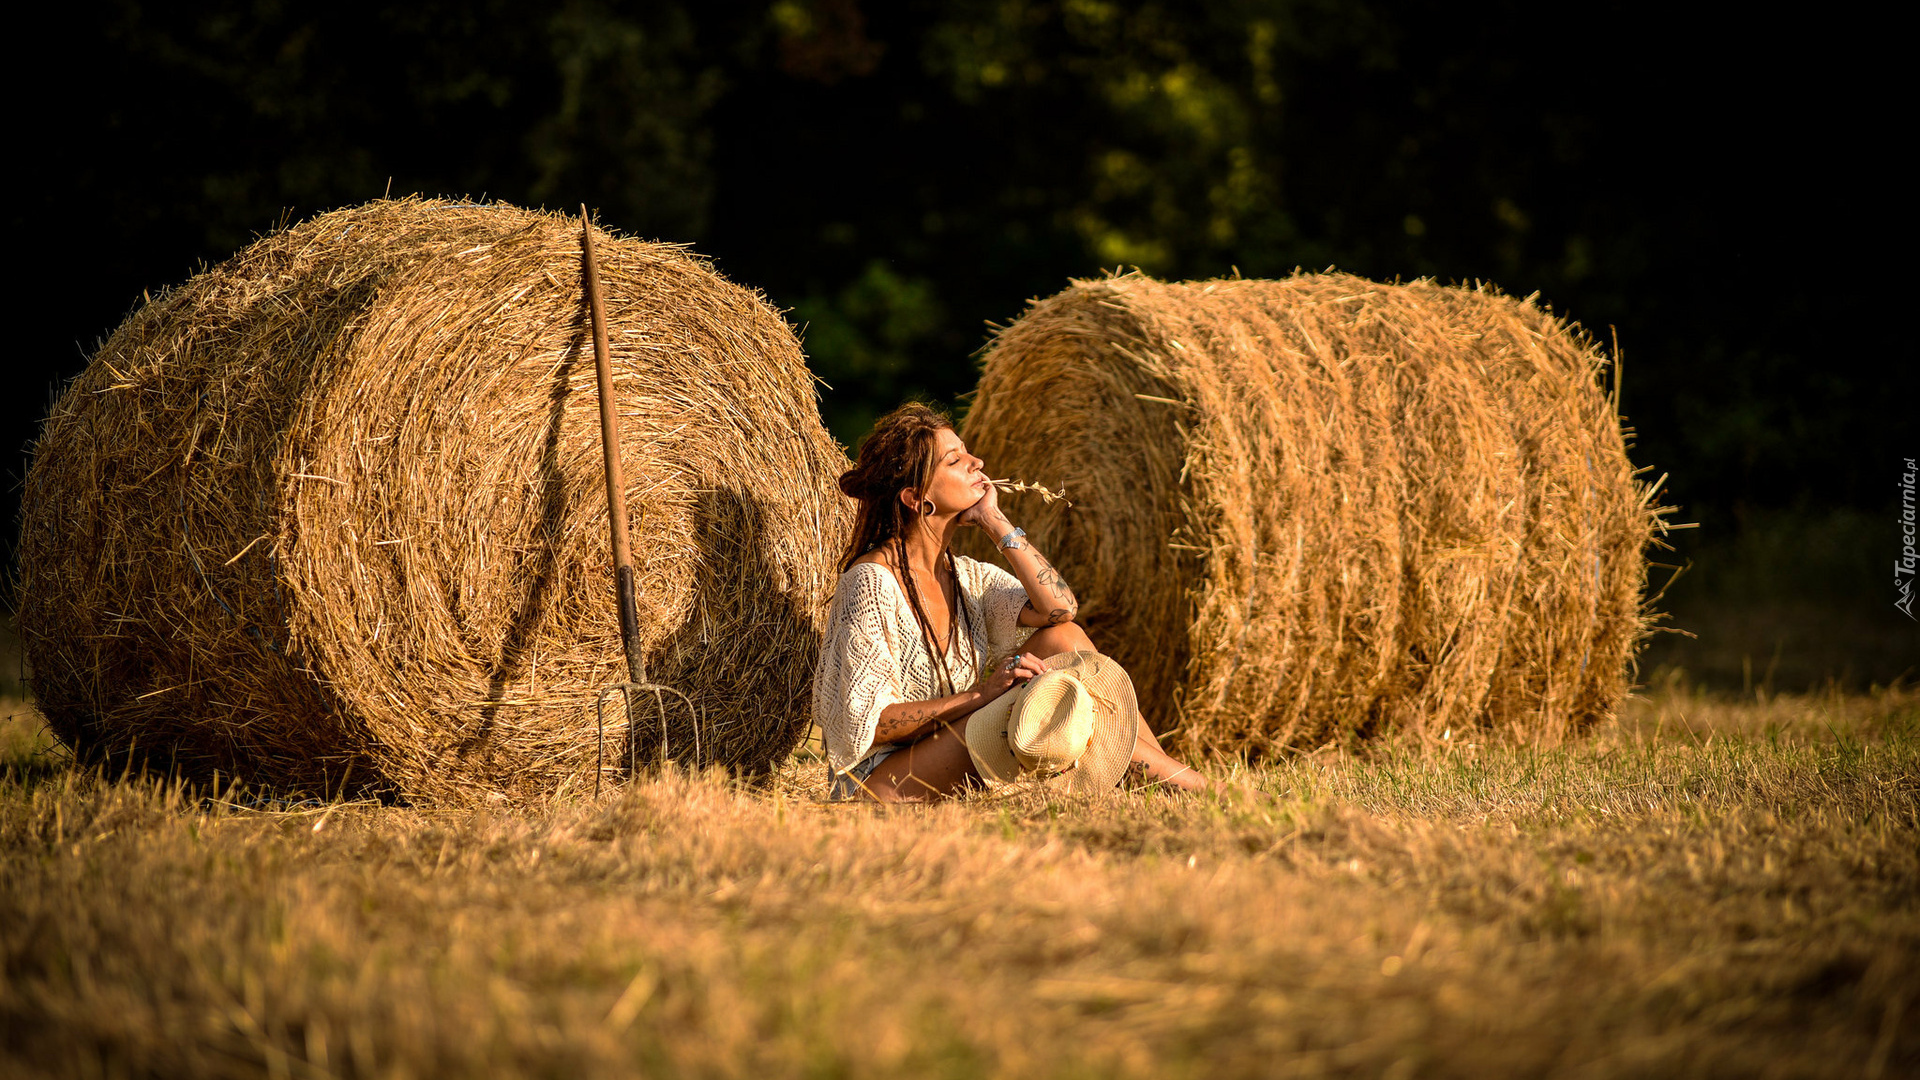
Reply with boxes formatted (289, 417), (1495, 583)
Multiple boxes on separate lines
(1899, 457), (1917, 620)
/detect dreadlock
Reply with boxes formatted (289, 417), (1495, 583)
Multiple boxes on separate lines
(836, 402), (976, 695)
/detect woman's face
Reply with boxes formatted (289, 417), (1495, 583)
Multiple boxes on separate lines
(906, 427), (988, 516)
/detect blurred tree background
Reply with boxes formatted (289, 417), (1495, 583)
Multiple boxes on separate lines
(9, 0), (1908, 688)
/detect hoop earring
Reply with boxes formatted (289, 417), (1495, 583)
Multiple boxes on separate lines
(921, 500), (936, 517)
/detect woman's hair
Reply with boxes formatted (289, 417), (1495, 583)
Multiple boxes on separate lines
(836, 401), (975, 695)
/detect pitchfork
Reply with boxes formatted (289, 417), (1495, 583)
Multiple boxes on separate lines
(580, 206), (700, 797)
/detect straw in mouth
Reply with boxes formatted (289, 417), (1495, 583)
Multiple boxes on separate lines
(988, 477), (1073, 507)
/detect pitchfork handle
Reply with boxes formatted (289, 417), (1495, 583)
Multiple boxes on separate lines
(582, 206), (645, 685)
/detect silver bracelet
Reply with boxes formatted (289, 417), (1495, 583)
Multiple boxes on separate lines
(996, 526), (1027, 550)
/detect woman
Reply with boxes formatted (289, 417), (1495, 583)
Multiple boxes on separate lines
(813, 402), (1208, 801)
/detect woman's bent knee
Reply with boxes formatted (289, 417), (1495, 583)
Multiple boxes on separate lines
(1027, 621), (1095, 657)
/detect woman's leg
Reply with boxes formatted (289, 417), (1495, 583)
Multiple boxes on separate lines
(1023, 621), (1095, 658)
(862, 721), (979, 802)
(1126, 722), (1209, 792)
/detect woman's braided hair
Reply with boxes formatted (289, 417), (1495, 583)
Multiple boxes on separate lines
(836, 402), (975, 695)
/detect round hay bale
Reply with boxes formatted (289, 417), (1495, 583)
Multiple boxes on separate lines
(958, 272), (1660, 754)
(20, 197), (851, 805)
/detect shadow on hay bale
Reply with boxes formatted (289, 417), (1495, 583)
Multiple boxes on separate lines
(958, 271), (1672, 756)
(19, 198), (850, 805)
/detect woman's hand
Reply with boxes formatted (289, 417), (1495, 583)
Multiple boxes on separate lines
(980, 651), (1047, 700)
(956, 478), (1007, 532)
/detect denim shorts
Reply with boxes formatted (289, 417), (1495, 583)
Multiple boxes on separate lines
(827, 745), (902, 801)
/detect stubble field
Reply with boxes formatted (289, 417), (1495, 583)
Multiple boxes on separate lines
(2, 681), (1915, 1079)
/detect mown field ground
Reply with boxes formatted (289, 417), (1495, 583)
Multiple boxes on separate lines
(2, 680), (1915, 1079)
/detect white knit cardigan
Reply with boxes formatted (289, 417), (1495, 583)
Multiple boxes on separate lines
(812, 556), (1036, 776)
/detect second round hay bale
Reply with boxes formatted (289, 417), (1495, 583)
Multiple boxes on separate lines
(959, 272), (1660, 754)
(19, 198), (851, 805)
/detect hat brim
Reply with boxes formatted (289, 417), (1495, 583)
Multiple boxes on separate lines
(964, 650), (1138, 793)
(963, 673), (1024, 784)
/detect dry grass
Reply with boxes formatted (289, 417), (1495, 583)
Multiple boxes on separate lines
(3, 682), (1913, 1079)
(18, 198), (851, 806)
(959, 272), (1670, 758)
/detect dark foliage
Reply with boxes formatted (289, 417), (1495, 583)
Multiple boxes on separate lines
(9, 1), (1905, 681)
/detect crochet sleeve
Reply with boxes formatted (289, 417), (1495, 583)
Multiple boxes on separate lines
(811, 564), (903, 774)
(966, 556), (1036, 665)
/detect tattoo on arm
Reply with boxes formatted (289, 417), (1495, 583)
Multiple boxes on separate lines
(875, 704), (941, 744)
(1023, 600), (1075, 626)
(1034, 553), (1073, 598)
(1022, 551), (1078, 622)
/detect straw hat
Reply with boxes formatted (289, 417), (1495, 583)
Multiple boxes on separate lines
(965, 650), (1138, 793)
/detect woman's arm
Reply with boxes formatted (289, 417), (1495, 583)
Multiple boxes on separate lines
(1003, 538), (1078, 628)
(963, 495), (1079, 628)
(872, 650), (1049, 745)
(871, 690), (988, 745)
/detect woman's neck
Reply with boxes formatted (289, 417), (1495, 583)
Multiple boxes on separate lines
(897, 514), (958, 577)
